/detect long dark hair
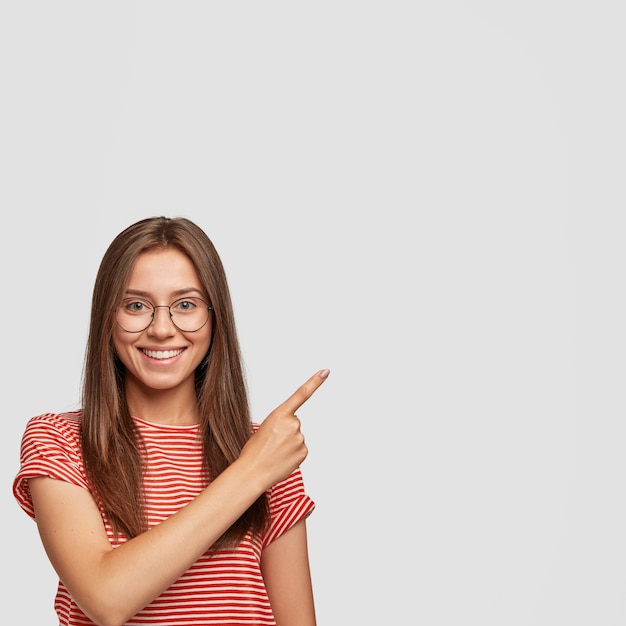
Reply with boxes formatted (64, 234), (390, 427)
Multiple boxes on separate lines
(81, 216), (268, 547)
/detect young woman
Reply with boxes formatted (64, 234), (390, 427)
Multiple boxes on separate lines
(13, 216), (329, 626)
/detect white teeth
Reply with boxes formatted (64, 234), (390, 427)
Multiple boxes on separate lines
(142, 349), (183, 360)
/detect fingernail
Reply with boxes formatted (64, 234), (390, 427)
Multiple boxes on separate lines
(319, 369), (330, 379)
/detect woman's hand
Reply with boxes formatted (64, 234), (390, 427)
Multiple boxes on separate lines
(238, 369), (330, 490)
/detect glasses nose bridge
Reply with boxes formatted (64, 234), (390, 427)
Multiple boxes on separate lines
(150, 303), (174, 325)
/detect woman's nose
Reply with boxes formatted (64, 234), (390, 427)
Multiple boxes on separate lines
(148, 306), (176, 336)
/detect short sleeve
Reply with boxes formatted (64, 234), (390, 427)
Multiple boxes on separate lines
(262, 467), (315, 548)
(13, 412), (90, 520)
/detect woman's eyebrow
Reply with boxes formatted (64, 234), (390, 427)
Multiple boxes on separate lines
(124, 287), (205, 298)
(171, 288), (205, 297)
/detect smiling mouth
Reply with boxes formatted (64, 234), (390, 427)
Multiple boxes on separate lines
(141, 348), (184, 360)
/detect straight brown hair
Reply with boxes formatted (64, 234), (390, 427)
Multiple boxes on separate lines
(81, 216), (268, 547)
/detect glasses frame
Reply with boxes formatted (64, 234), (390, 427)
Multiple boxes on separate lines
(116, 296), (214, 333)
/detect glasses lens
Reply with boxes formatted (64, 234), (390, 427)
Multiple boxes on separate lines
(170, 297), (210, 332)
(117, 298), (154, 332)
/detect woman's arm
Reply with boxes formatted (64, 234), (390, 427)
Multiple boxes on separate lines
(30, 369), (328, 626)
(261, 519), (316, 626)
(31, 456), (263, 626)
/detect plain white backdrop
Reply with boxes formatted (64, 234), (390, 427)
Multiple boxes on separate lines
(1, 1), (625, 624)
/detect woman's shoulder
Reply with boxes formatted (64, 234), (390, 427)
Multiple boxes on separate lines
(24, 410), (83, 438)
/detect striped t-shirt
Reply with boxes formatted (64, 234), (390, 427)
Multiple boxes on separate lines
(13, 411), (315, 625)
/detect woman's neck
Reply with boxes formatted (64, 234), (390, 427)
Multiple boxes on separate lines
(124, 381), (200, 425)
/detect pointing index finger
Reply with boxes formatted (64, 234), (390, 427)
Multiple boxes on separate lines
(279, 369), (330, 415)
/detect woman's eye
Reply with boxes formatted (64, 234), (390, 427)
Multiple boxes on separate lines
(125, 300), (150, 313)
(176, 299), (196, 311)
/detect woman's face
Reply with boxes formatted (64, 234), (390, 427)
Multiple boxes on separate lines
(112, 247), (213, 396)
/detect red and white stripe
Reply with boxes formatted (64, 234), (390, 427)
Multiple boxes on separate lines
(14, 412), (314, 625)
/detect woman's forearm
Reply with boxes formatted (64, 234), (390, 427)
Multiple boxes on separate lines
(32, 459), (266, 626)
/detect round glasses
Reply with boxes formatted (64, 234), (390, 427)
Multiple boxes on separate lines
(116, 297), (213, 333)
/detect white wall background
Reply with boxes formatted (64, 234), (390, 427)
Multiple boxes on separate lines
(1, 1), (625, 624)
